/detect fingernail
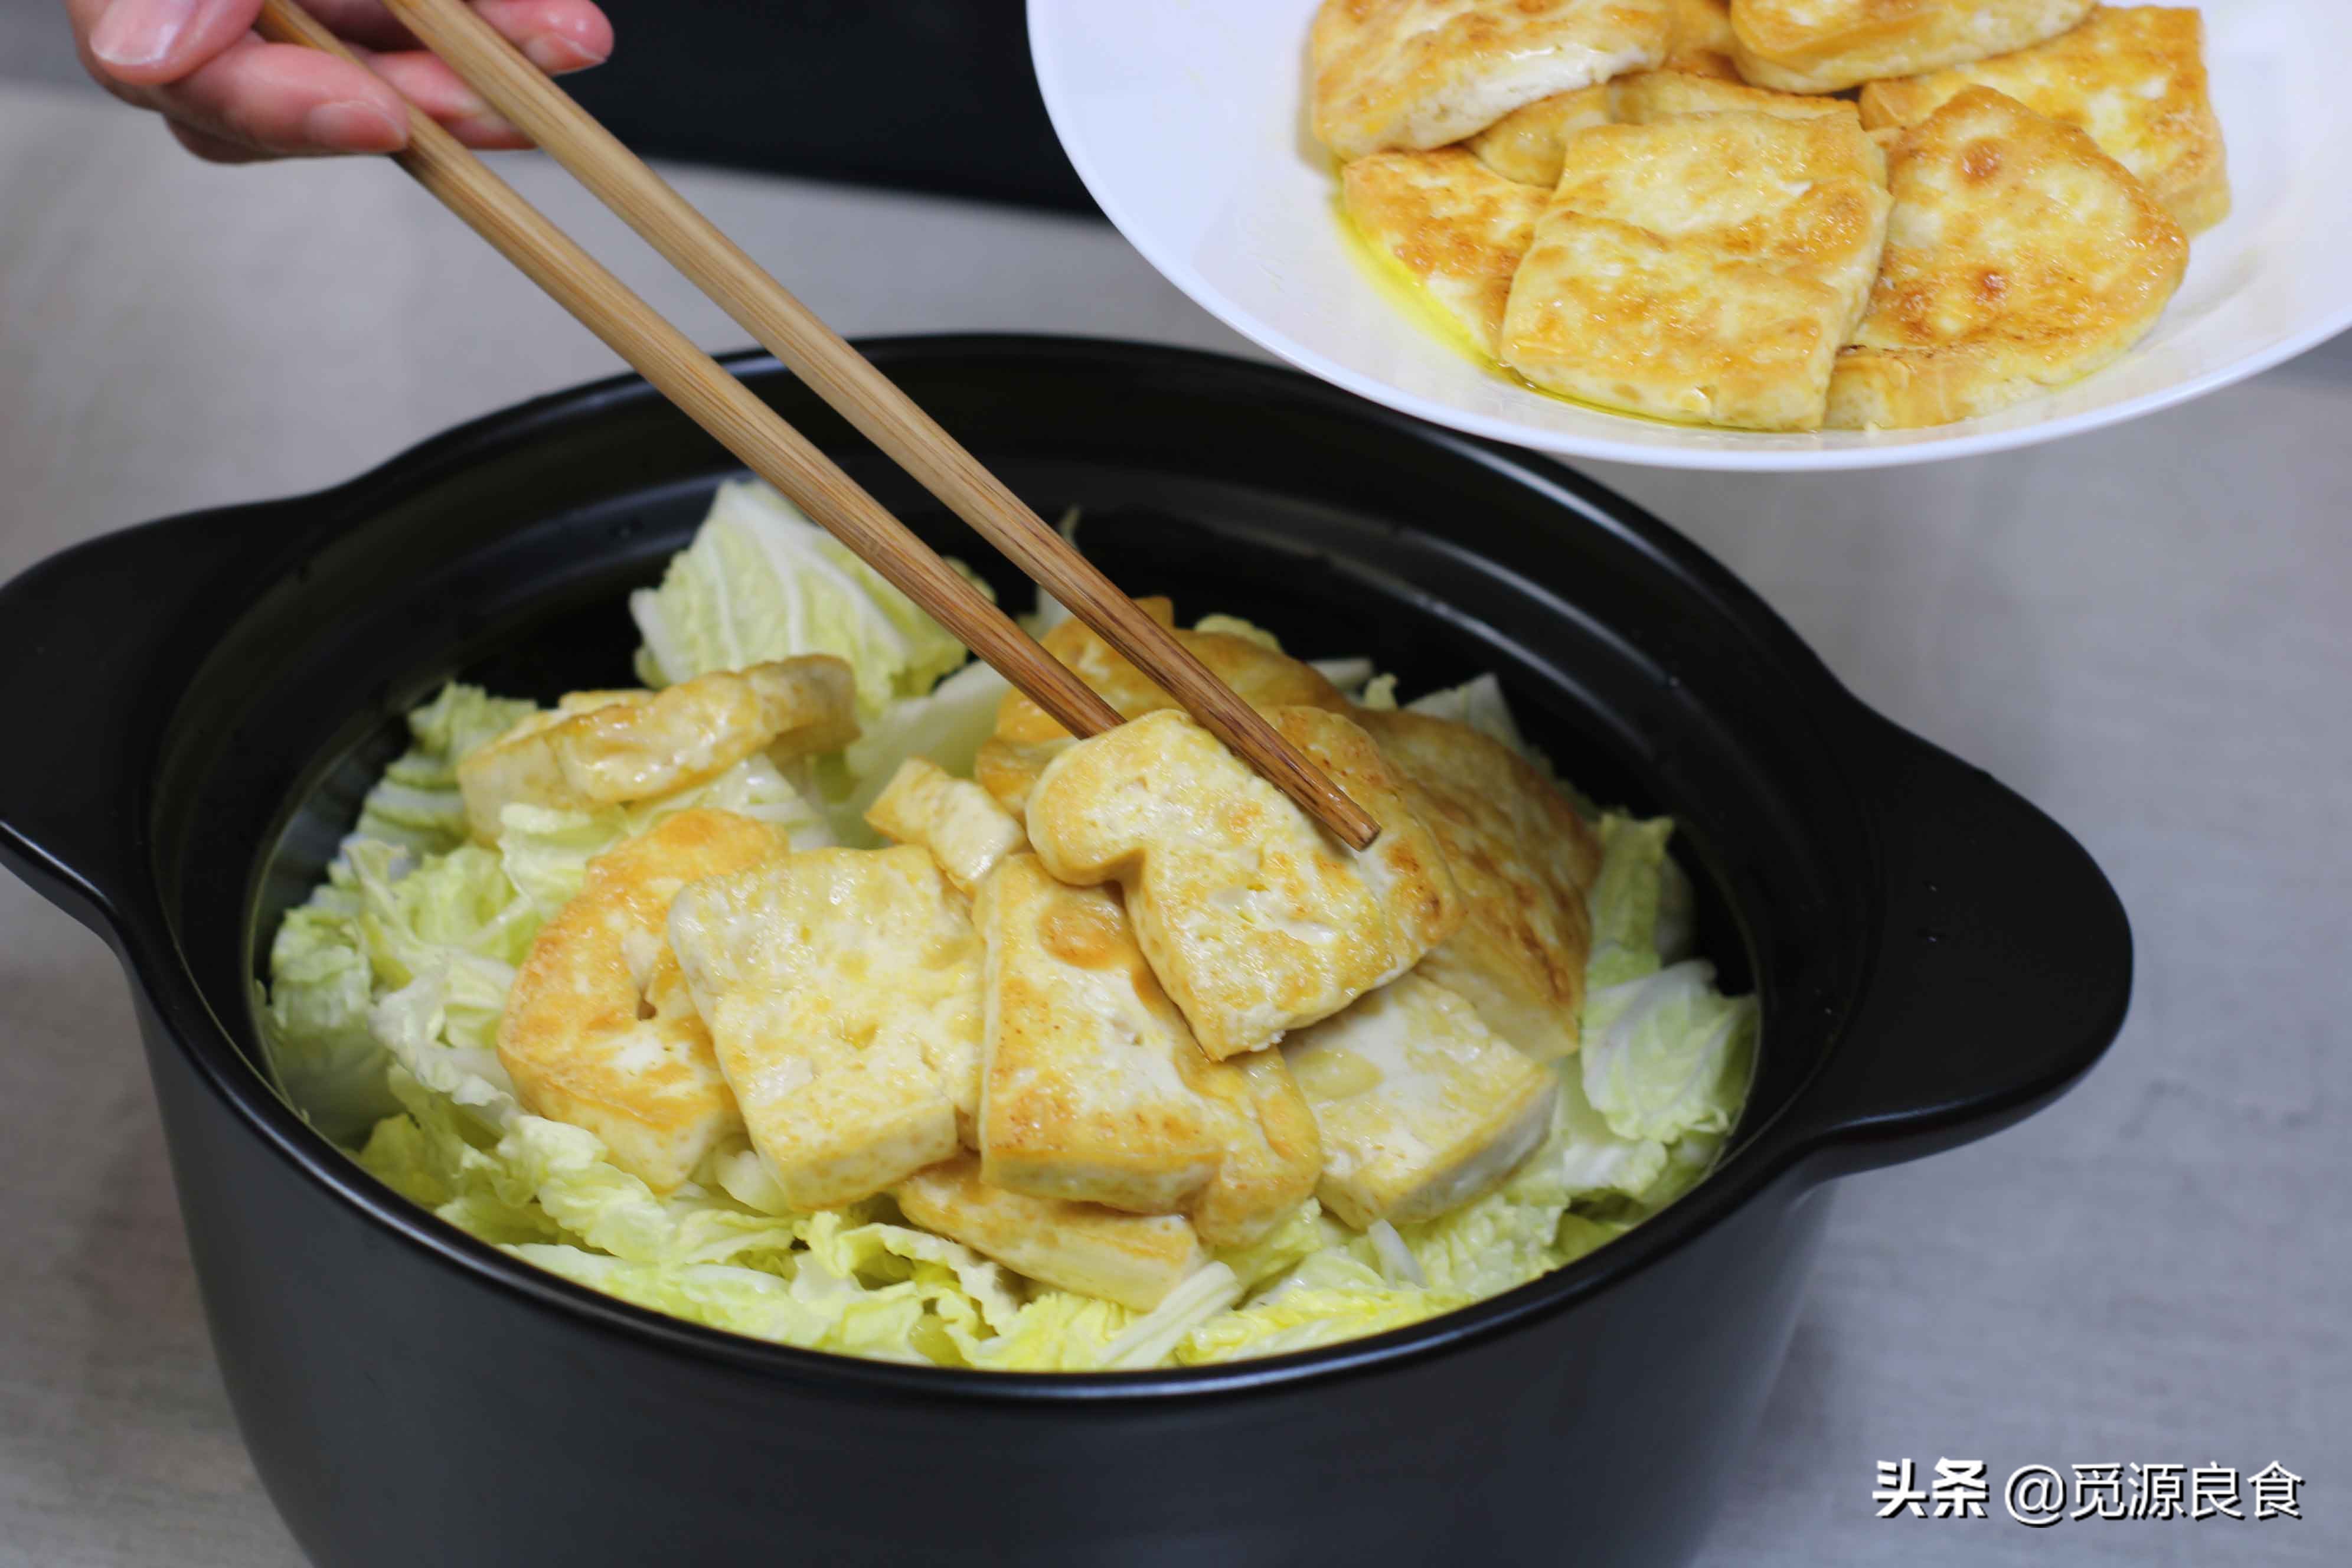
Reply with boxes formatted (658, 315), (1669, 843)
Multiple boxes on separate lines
(522, 32), (608, 72)
(90, 0), (201, 69)
(305, 98), (407, 152)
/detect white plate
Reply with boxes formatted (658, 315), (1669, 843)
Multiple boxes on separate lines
(1030, 0), (2352, 470)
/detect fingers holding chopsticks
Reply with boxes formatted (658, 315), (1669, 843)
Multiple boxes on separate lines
(67, 0), (612, 160)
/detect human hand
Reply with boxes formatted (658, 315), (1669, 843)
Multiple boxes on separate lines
(67, 0), (613, 162)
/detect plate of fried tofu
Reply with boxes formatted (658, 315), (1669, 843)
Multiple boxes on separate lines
(1030, 0), (2349, 468)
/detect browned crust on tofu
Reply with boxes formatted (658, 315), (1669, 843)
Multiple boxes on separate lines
(1499, 112), (1891, 430)
(1466, 86), (1615, 186)
(976, 598), (1351, 816)
(1858, 5), (2229, 234)
(1729, 0), (2096, 93)
(1828, 86), (2187, 429)
(1344, 148), (1549, 352)
(1312, 0), (1675, 158)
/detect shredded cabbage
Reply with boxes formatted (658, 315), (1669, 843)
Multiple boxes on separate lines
(262, 511), (1757, 1369)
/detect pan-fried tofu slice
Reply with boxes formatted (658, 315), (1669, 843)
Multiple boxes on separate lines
(1181, 1048), (1327, 1249)
(1311, 0), (1672, 160)
(1828, 88), (2187, 430)
(1858, 5), (2227, 234)
(975, 598), (1351, 818)
(1360, 709), (1601, 1061)
(1459, 30), (1805, 188)
(896, 1156), (1203, 1310)
(1467, 86), (1613, 186)
(977, 855), (1322, 1243)
(499, 809), (788, 1191)
(1611, 68), (1861, 124)
(1027, 707), (1461, 1060)
(1342, 149), (1548, 355)
(667, 846), (984, 1210)
(978, 855), (1225, 1211)
(864, 757), (1028, 895)
(456, 657), (858, 843)
(1500, 113), (1890, 430)
(1283, 974), (1559, 1229)
(1728, 0), (2094, 93)
(1663, 0), (1741, 77)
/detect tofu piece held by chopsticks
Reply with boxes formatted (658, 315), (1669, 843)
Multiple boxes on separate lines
(1025, 707), (1462, 1061)
(977, 855), (1322, 1244)
(1284, 974), (1559, 1229)
(975, 597), (1351, 819)
(896, 1155), (1203, 1311)
(498, 808), (788, 1192)
(667, 846), (984, 1210)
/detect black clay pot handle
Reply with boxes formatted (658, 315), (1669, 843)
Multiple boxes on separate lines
(1791, 710), (2134, 1176)
(0, 505), (297, 937)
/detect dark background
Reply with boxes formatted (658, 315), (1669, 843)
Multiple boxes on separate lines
(564, 0), (1100, 214)
(0, 0), (1100, 213)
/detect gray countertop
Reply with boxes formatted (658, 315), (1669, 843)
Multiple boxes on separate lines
(1, 79), (2344, 1567)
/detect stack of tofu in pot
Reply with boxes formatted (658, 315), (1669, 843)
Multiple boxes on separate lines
(475, 606), (1608, 1310)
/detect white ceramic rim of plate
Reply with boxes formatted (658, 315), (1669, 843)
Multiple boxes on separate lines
(1029, 0), (2352, 472)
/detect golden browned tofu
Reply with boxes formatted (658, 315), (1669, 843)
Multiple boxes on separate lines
(1500, 112), (1890, 430)
(1663, 0), (1742, 77)
(1344, 148), (1549, 354)
(667, 846), (984, 1210)
(498, 809), (788, 1192)
(1828, 87), (2187, 429)
(1858, 5), (2228, 234)
(975, 598), (1351, 817)
(1282, 975), (1559, 1229)
(864, 756), (1028, 896)
(1611, 67), (1862, 123)
(1311, 0), (1674, 159)
(1178, 1046), (1326, 1249)
(976, 855), (1321, 1244)
(1360, 709), (1600, 1060)
(1462, 51), (1828, 188)
(456, 657), (857, 843)
(1729, 0), (2095, 93)
(1025, 707), (1461, 1060)
(896, 1156), (1203, 1310)
(977, 855), (1227, 1212)
(1466, 86), (1613, 186)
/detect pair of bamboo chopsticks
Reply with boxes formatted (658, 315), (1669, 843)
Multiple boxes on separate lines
(252, 0), (1381, 850)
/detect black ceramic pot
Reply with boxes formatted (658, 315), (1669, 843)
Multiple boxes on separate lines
(0, 337), (2129, 1568)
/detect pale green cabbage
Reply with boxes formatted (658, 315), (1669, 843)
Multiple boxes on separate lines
(1583, 961), (1756, 1145)
(498, 753), (834, 919)
(629, 478), (985, 713)
(354, 683), (537, 853)
(262, 550), (1758, 1368)
(825, 659), (1012, 845)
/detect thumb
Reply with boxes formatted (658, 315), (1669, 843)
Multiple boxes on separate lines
(81, 0), (264, 86)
